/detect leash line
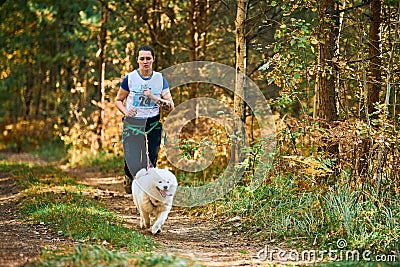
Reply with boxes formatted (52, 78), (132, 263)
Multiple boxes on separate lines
(144, 132), (151, 172)
(122, 120), (161, 173)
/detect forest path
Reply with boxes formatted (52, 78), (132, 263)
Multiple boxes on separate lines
(65, 166), (267, 266)
(0, 152), (270, 266)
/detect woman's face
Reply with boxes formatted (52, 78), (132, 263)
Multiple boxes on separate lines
(137, 50), (154, 72)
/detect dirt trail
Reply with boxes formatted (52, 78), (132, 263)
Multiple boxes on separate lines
(0, 152), (268, 266)
(0, 152), (73, 267)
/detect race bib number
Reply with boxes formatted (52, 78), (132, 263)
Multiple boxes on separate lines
(132, 84), (157, 107)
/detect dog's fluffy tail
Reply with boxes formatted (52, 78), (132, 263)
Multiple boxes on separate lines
(135, 168), (148, 179)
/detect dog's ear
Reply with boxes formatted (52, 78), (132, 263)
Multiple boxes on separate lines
(135, 168), (147, 178)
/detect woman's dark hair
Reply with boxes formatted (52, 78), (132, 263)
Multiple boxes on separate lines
(137, 45), (155, 58)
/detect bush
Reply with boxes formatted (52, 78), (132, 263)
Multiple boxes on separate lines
(1, 118), (56, 152)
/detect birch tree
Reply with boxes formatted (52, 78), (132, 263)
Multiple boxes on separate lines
(234, 0), (248, 122)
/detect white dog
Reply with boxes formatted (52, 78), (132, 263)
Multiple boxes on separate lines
(132, 167), (178, 234)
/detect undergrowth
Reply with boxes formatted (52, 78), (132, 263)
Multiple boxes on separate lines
(207, 172), (400, 263)
(67, 149), (124, 173)
(32, 138), (68, 162)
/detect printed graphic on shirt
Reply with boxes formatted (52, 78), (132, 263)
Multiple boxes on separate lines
(132, 83), (158, 108)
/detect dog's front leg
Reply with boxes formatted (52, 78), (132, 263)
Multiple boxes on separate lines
(136, 206), (150, 229)
(151, 206), (171, 234)
(140, 211), (150, 229)
(137, 209), (145, 229)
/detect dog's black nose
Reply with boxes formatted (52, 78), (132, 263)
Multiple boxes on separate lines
(163, 185), (168, 190)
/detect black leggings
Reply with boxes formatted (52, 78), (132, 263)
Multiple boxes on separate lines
(122, 115), (162, 179)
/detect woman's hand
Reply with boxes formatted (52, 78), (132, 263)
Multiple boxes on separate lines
(126, 107), (137, 117)
(143, 88), (162, 104)
(142, 88), (153, 98)
(158, 99), (173, 111)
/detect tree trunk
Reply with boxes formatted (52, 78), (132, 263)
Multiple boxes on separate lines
(367, 0), (382, 116)
(188, 0), (198, 100)
(24, 65), (34, 120)
(35, 63), (45, 118)
(189, 0), (197, 63)
(315, 0), (338, 122)
(315, 0), (339, 171)
(97, 1), (108, 150)
(358, 0), (382, 179)
(233, 0), (248, 164)
(234, 0), (248, 122)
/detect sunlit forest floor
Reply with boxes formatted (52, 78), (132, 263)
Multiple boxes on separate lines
(0, 152), (275, 266)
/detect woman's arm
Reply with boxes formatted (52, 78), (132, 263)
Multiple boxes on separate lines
(115, 89), (137, 117)
(142, 88), (174, 111)
(160, 89), (174, 111)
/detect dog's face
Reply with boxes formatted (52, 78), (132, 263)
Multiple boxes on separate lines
(134, 168), (178, 202)
(152, 168), (177, 199)
(155, 178), (174, 198)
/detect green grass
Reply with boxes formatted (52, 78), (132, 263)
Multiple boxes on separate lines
(1, 161), (53, 174)
(39, 244), (132, 267)
(39, 246), (204, 267)
(20, 190), (155, 251)
(207, 173), (400, 259)
(32, 138), (68, 162)
(3, 162), (79, 190)
(67, 149), (125, 174)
